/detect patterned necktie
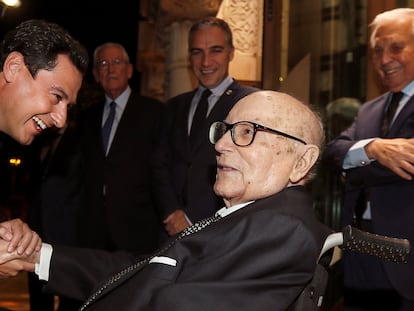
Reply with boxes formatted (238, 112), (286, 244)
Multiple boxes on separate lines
(190, 89), (212, 146)
(102, 102), (116, 153)
(79, 214), (222, 310)
(381, 92), (403, 136)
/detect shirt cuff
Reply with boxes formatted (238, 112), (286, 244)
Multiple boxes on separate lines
(34, 243), (53, 281)
(343, 138), (376, 169)
(184, 213), (193, 226)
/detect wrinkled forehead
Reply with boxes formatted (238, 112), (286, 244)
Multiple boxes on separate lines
(227, 92), (296, 128)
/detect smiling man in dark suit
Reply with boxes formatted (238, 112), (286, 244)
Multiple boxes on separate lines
(0, 90), (331, 311)
(153, 17), (259, 238)
(322, 8), (414, 311)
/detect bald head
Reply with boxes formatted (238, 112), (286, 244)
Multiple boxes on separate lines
(236, 91), (324, 149)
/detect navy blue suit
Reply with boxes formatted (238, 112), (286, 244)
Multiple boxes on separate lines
(322, 92), (414, 301)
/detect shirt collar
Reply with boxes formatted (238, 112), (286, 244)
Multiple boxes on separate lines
(216, 201), (254, 218)
(105, 86), (131, 110)
(198, 75), (234, 97)
(402, 80), (414, 98)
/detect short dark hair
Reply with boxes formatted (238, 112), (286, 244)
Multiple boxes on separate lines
(188, 17), (234, 49)
(0, 19), (89, 77)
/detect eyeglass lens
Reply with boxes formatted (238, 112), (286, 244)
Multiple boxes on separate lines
(209, 121), (254, 146)
(97, 58), (125, 70)
(209, 121), (227, 144)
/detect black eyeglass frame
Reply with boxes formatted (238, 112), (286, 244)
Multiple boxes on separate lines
(209, 120), (307, 146)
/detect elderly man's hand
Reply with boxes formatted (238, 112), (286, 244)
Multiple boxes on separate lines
(365, 138), (414, 180)
(163, 210), (191, 236)
(0, 219), (42, 257)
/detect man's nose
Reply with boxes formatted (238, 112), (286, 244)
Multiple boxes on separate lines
(202, 53), (212, 66)
(50, 105), (67, 128)
(215, 130), (233, 152)
(380, 49), (393, 64)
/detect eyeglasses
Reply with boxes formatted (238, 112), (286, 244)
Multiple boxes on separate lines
(209, 121), (307, 146)
(95, 58), (127, 70)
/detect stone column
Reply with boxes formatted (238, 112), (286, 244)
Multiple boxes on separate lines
(164, 21), (195, 99)
(138, 0), (264, 100)
(217, 0), (263, 83)
(156, 0), (222, 100)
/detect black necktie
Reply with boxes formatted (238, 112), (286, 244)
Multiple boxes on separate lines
(381, 92), (403, 136)
(190, 89), (211, 146)
(102, 102), (116, 152)
(79, 214), (222, 310)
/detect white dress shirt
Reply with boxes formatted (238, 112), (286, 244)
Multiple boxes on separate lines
(101, 86), (131, 154)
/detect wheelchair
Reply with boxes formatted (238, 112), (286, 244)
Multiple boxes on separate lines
(292, 225), (411, 311)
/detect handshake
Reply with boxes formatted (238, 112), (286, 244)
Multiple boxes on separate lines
(0, 218), (42, 278)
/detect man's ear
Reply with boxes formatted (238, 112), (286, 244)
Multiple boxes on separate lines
(289, 145), (320, 184)
(3, 51), (25, 82)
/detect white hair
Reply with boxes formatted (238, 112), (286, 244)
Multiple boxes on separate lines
(369, 8), (414, 47)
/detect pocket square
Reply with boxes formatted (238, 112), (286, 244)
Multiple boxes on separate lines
(149, 256), (177, 266)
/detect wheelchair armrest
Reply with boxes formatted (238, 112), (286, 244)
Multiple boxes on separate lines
(341, 225), (410, 263)
(294, 226), (411, 311)
(318, 225), (410, 263)
(318, 232), (343, 262)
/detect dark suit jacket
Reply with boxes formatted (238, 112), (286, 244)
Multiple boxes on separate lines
(27, 122), (83, 246)
(153, 81), (258, 224)
(322, 92), (414, 300)
(45, 186), (331, 311)
(76, 91), (164, 253)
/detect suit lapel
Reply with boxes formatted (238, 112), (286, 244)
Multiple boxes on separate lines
(208, 81), (240, 122)
(80, 215), (222, 310)
(388, 94), (414, 137)
(79, 257), (149, 311)
(180, 91), (196, 153)
(89, 103), (106, 156)
(357, 94), (388, 138)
